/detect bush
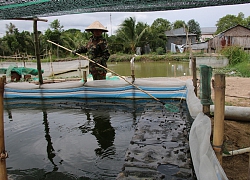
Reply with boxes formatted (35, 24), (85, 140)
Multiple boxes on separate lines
(235, 61), (250, 77)
(221, 46), (250, 66)
(156, 47), (165, 55)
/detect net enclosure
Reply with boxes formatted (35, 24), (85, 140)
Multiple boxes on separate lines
(0, 0), (250, 20)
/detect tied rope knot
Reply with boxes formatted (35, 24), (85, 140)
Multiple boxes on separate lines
(0, 151), (8, 160)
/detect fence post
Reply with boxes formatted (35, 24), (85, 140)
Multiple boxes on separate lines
(0, 77), (7, 180)
(192, 57), (197, 96)
(212, 73), (225, 165)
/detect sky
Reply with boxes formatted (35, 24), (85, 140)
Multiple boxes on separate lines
(0, 3), (250, 37)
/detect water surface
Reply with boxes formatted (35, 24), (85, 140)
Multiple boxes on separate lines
(54, 61), (191, 78)
(5, 99), (149, 179)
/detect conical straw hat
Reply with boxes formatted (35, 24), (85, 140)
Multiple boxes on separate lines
(85, 21), (108, 32)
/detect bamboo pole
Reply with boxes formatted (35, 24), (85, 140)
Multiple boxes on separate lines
(0, 77), (7, 180)
(191, 57), (197, 96)
(47, 40), (166, 105)
(223, 147), (250, 156)
(212, 74), (225, 165)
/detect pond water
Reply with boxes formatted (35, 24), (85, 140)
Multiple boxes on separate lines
(4, 99), (157, 180)
(54, 61), (191, 79)
(4, 60), (192, 179)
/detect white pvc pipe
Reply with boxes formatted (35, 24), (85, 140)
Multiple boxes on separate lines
(223, 147), (250, 156)
(211, 105), (250, 121)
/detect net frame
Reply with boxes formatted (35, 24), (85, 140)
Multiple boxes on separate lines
(0, 0), (249, 20)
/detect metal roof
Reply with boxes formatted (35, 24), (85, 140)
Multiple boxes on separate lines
(165, 27), (196, 36)
(200, 27), (217, 34)
(0, 0), (250, 20)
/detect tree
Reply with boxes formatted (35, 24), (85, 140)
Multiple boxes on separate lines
(5, 22), (16, 35)
(45, 19), (64, 58)
(149, 18), (170, 52)
(151, 18), (171, 33)
(115, 17), (148, 54)
(60, 30), (89, 51)
(215, 12), (246, 34)
(243, 15), (250, 28)
(172, 20), (186, 29)
(187, 19), (201, 41)
(50, 19), (64, 31)
(135, 22), (150, 49)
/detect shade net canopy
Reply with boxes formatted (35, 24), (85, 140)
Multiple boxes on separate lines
(0, 0), (250, 20)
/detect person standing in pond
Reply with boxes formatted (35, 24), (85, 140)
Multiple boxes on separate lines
(74, 21), (110, 80)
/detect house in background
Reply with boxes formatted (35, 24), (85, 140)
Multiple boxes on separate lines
(208, 24), (250, 53)
(200, 27), (217, 42)
(165, 27), (196, 52)
(182, 27), (216, 53)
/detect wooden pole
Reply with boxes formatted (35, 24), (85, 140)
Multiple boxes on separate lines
(130, 56), (135, 83)
(34, 19), (43, 84)
(49, 50), (54, 77)
(0, 77), (7, 180)
(192, 57), (197, 96)
(213, 74), (225, 165)
(83, 71), (87, 83)
(248, 153), (250, 180)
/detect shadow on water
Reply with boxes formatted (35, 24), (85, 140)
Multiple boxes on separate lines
(4, 98), (148, 180)
(42, 110), (58, 172)
(4, 98), (192, 179)
(91, 111), (115, 156)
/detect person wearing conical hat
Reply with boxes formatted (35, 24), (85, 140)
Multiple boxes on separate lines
(74, 21), (110, 80)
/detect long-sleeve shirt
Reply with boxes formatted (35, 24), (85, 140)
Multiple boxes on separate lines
(76, 35), (110, 74)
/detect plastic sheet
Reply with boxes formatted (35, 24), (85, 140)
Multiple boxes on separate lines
(186, 79), (228, 180)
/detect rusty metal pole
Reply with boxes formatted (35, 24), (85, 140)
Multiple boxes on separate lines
(212, 74), (225, 165)
(192, 57), (197, 96)
(0, 77), (7, 180)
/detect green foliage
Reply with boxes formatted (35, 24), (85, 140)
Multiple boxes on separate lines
(187, 19), (201, 41)
(221, 46), (249, 66)
(172, 20), (186, 29)
(215, 12), (250, 34)
(1, 14), (250, 65)
(151, 18), (171, 32)
(50, 19), (64, 31)
(115, 17), (150, 54)
(234, 61), (250, 77)
(215, 46), (250, 77)
(156, 47), (165, 55)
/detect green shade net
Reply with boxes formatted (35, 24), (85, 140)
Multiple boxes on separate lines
(164, 103), (180, 113)
(0, 0), (249, 20)
(5, 65), (43, 76)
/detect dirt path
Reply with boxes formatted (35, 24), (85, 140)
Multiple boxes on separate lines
(179, 76), (250, 180)
(220, 77), (250, 180)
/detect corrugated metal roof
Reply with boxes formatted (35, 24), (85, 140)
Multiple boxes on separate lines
(201, 27), (217, 34)
(165, 27), (196, 36)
